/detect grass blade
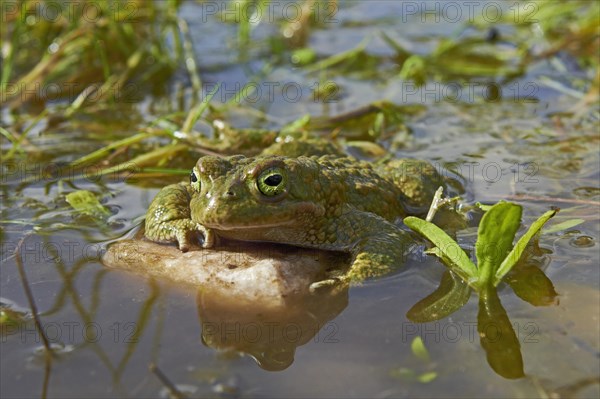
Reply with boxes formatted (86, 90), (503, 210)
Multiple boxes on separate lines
(70, 132), (156, 167)
(304, 36), (371, 73)
(542, 218), (583, 234)
(181, 83), (220, 134)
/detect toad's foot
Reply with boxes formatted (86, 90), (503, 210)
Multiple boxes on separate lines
(309, 230), (411, 292)
(145, 182), (215, 251)
(146, 219), (215, 252)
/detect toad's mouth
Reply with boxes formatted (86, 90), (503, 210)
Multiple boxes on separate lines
(200, 219), (295, 231)
(198, 201), (324, 231)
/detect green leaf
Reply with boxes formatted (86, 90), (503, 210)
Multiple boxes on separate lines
(417, 371), (438, 383)
(425, 247), (475, 284)
(475, 202), (522, 286)
(542, 218), (584, 234)
(399, 55), (426, 86)
(477, 286), (524, 379)
(493, 209), (558, 286)
(406, 270), (472, 322)
(65, 190), (110, 218)
(0, 305), (29, 327)
(411, 336), (430, 362)
(291, 48), (316, 65)
(404, 217), (478, 281)
(505, 264), (559, 306)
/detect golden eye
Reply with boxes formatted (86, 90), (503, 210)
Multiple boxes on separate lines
(257, 167), (287, 197)
(190, 167), (201, 192)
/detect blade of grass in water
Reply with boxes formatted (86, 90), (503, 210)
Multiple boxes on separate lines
(181, 84), (221, 134)
(94, 37), (112, 81)
(177, 17), (202, 101)
(69, 132), (161, 168)
(0, 12), (22, 94)
(542, 218), (584, 234)
(1, 109), (49, 160)
(226, 63), (273, 105)
(304, 36), (371, 73)
(236, 0), (271, 52)
(238, 0), (252, 48)
(4, 1), (183, 112)
(65, 49), (145, 117)
(88, 144), (189, 179)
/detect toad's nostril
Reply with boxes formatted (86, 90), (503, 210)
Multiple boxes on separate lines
(222, 180), (242, 198)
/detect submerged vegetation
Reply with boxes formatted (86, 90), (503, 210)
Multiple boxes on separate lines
(1, 0), (598, 169)
(2, 0), (183, 107)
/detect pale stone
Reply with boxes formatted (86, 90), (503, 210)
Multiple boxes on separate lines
(102, 239), (345, 309)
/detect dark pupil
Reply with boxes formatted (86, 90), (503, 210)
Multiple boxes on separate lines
(264, 174), (282, 186)
(190, 172), (198, 183)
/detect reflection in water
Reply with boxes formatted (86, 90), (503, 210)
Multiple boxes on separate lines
(477, 286), (524, 379)
(104, 236), (350, 388)
(407, 256), (559, 379)
(197, 285), (348, 371)
(103, 236), (352, 372)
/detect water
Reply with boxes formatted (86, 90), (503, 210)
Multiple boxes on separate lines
(1, 1), (599, 398)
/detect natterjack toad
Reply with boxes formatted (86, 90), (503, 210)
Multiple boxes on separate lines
(145, 154), (443, 283)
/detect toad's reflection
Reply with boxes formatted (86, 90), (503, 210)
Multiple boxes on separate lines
(197, 284), (348, 371)
(102, 237), (351, 371)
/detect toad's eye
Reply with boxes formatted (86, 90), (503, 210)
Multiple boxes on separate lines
(257, 167), (287, 197)
(190, 168), (201, 191)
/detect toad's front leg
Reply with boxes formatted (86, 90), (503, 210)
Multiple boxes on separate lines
(346, 227), (412, 283)
(145, 183), (214, 252)
(310, 213), (413, 291)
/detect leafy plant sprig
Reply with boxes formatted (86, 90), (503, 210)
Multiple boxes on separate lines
(404, 201), (557, 291)
(404, 201), (559, 379)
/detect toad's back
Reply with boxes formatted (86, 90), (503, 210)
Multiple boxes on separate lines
(302, 156), (409, 222)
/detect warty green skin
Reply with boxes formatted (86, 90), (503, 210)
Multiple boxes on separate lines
(145, 154), (442, 283)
